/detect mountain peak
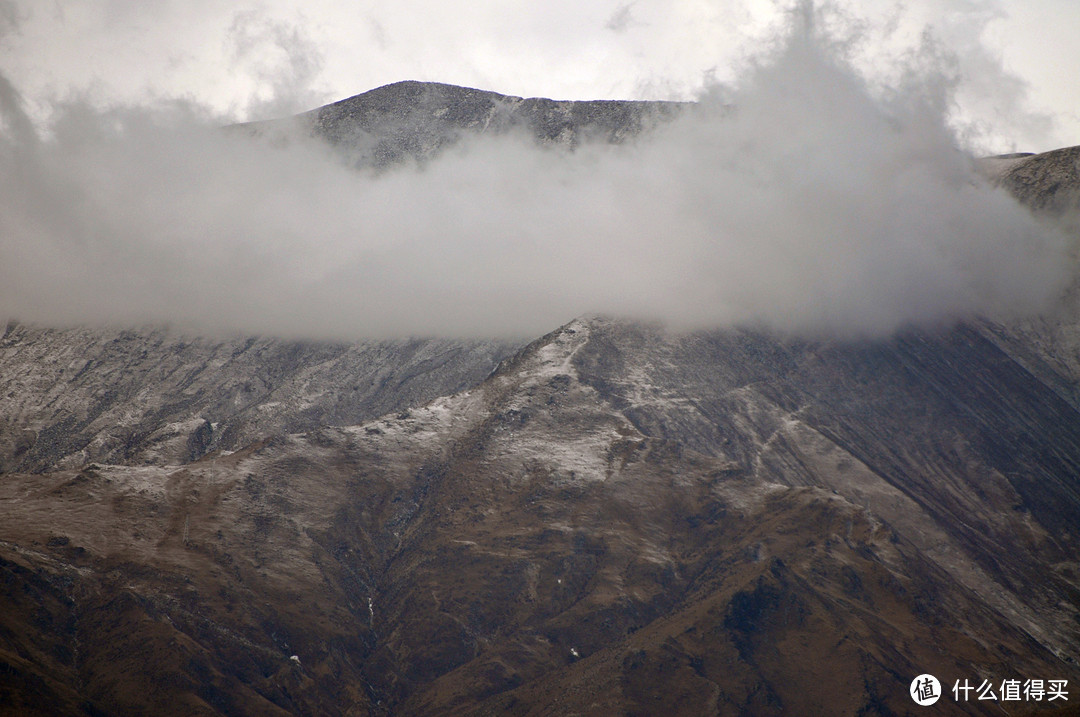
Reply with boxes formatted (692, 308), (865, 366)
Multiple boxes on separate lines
(236, 80), (688, 167)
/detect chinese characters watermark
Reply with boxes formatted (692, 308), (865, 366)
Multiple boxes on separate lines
(911, 675), (1069, 706)
(952, 678), (1069, 702)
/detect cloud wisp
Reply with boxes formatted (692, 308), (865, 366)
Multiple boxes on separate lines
(0, 9), (1071, 339)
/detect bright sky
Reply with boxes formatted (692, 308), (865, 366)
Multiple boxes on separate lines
(0, 0), (1077, 151)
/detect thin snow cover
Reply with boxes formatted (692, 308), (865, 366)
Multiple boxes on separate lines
(485, 321), (630, 483)
(93, 465), (172, 499)
(0, 6), (1071, 339)
(343, 390), (479, 454)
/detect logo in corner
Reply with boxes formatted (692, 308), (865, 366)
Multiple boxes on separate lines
(911, 674), (941, 706)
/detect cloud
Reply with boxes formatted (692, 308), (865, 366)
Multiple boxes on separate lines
(226, 8), (329, 119)
(605, 3), (639, 33)
(932, 0), (1055, 152)
(0, 0), (20, 36)
(0, 72), (34, 144)
(0, 5), (1071, 340)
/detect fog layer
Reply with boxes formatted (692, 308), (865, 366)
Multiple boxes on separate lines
(0, 17), (1071, 339)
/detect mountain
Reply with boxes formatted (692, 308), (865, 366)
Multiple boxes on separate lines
(2, 82), (1079, 715)
(3, 316), (1080, 715)
(240, 80), (686, 167)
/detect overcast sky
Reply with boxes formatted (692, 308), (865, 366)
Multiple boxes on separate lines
(0, 0), (1076, 152)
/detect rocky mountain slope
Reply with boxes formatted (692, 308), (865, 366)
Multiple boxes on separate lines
(2, 82), (1080, 715)
(993, 145), (1080, 214)
(2, 317), (1079, 715)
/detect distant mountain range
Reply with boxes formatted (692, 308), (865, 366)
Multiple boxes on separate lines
(1, 82), (1079, 716)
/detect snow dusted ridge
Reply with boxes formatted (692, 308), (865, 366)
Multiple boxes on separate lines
(0, 322), (521, 472)
(343, 319), (636, 485)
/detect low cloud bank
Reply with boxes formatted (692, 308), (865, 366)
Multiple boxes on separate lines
(0, 11), (1071, 339)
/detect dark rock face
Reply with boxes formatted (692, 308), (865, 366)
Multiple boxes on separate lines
(1, 83), (1079, 715)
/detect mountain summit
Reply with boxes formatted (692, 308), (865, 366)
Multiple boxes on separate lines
(241, 80), (685, 166)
